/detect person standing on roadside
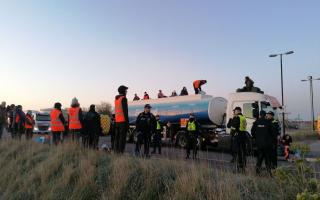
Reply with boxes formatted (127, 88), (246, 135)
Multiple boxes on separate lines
(114, 85), (129, 153)
(135, 104), (156, 157)
(185, 114), (200, 159)
(227, 110), (237, 163)
(25, 111), (35, 140)
(231, 107), (248, 173)
(266, 111), (281, 169)
(8, 104), (15, 136)
(152, 115), (163, 155)
(68, 98), (83, 143)
(13, 105), (26, 140)
(0, 102), (7, 139)
(84, 105), (102, 149)
(50, 103), (66, 145)
(251, 111), (273, 176)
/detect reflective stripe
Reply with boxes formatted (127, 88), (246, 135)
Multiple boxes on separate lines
(193, 80), (201, 88)
(115, 96), (125, 123)
(25, 115), (33, 129)
(187, 121), (196, 131)
(157, 121), (161, 130)
(50, 109), (65, 132)
(239, 115), (247, 132)
(69, 107), (82, 130)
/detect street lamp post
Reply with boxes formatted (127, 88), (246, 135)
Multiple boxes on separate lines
(301, 76), (320, 131)
(269, 51), (294, 136)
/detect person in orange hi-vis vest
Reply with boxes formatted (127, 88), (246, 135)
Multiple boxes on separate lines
(25, 111), (35, 140)
(68, 98), (83, 143)
(193, 80), (207, 94)
(114, 85), (129, 153)
(50, 102), (66, 145)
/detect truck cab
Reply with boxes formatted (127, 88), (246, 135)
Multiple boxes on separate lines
(226, 92), (281, 135)
(31, 111), (51, 134)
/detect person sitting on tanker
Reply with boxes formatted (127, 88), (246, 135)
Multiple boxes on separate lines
(158, 90), (167, 98)
(143, 92), (150, 100)
(170, 90), (178, 97)
(180, 87), (189, 96)
(185, 114), (200, 159)
(193, 80), (207, 95)
(133, 94), (140, 101)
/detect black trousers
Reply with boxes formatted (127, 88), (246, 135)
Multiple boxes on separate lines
(70, 129), (81, 143)
(52, 131), (63, 145)
(270, 144), (278, 169)
(194, 88), (200, 94)
(256, 147), (272, 174)
(186, 133), (198, 159)
(152, 131), (162, 154)
(89, 134), (99, 149)
(136, 132), (151, 156)
(13, 124), (22, 140)
(0, 124), (3, 139)
(25, 128), (33, 140)
(235, 134), (247, 171)
(115, 123), (128, 153)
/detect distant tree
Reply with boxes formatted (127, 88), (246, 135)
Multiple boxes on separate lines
(96, 102), (112, 116)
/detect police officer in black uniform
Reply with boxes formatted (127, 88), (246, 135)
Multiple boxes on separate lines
(135, 104), (156, 157)
(227, 110), (237, 163)
(232, 107), (248, 172)
(266, 111), (281, 169)
(152, 115), (163, 155)
(251, 110), (273, 175)
(185, 114), (200, 159)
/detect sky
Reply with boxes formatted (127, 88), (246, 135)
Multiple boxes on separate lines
(0, 0), (319, 120)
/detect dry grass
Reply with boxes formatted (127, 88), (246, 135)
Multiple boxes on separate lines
(0, 140), (309, 200)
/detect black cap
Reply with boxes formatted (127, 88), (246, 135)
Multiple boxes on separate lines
(233, 107), (242, 112)
(118, 85), (128, 94)
(54, 102), (62, 109)
(260, 110), (266, 117)
(267, 111), (275, 116)
(144, 104), (152, 108)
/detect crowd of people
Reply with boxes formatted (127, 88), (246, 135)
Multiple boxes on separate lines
(132, 80), (207, 101)
(0, 99), (103, 150)
(227, 107), (293, 175)
(0, 81), (294, 176)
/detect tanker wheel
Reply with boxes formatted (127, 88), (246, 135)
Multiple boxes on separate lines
(176, 131), (187, 148)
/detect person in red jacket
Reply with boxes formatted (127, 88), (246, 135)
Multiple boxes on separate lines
(50, 103), (66, 145)
(68, 98), (83, 143)
(193, 80), (207, 94)
(25, 111), (35, 140)
(114, 85), (129, 153)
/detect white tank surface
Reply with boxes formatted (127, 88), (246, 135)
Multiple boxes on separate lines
(208, 97), (228, 125)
